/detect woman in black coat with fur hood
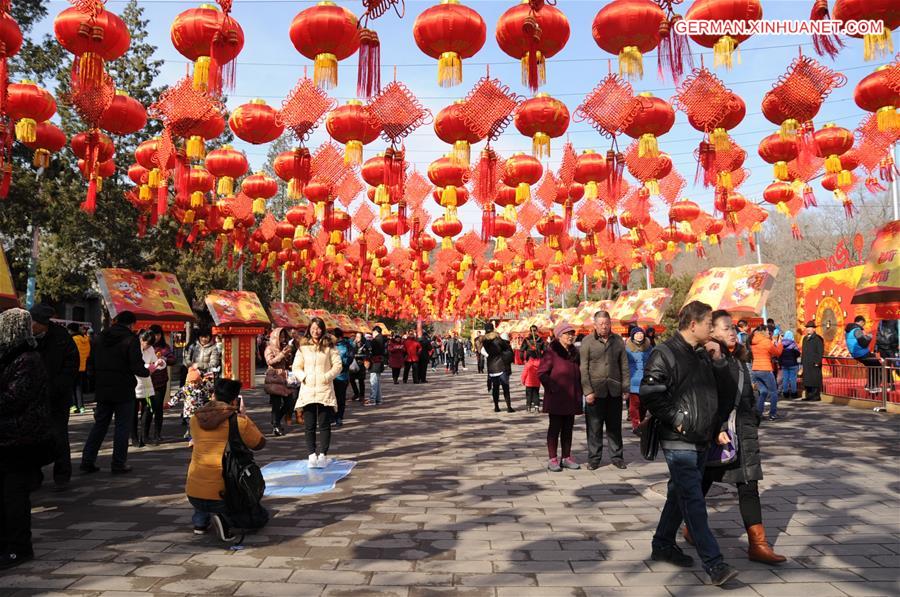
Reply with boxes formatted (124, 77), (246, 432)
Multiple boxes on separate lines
(0, 308), (57, 570)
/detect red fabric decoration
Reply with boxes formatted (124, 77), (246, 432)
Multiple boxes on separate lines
(459, 76), (521, 142)
(367, 81), (431, 143)
(574, 74), (640, 138)
(280, 77), (336, 142)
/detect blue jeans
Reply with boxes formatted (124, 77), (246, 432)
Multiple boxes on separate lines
(653, 448), (724, 574)
(752, 371), (778, 416)
(781, 366), (798, 394)
(369, 370), (382, 404)
(188, 496), (230, 529)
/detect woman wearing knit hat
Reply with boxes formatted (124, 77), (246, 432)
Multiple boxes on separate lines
(537, 321), (583, 472)
(625, 326), (652, 435)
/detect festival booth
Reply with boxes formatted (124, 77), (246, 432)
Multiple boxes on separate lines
(96, 269), (195, 333)
(685, 264), (779, 325)
(205, 290), (270, 389)
(303, 309), (339, 331)
(268, 301), (311, 331)
(609, 289), (674, 335)
(353, 317), (372, 335)
(851, 220), (900, 317)
(0, 246), (18, 311)
(570, 300), (615, 333)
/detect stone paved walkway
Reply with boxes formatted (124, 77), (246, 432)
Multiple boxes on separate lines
(3, 366), (899, 596)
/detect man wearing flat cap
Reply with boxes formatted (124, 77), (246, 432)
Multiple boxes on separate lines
(801, 321), (824, 401)
(29, 304), (78, 490)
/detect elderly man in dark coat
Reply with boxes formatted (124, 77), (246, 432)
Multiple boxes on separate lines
(801, 320), (824, 401)
(29, 304), (78, 490)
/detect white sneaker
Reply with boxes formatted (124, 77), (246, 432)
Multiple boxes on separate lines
(318, 454), (331, 469)
(308, 454), (318, 469)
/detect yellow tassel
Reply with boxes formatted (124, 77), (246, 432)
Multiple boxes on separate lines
(375, 184), (389, 205)
(33, 148), (50, 169)
(14, 118), (36, 143)
(313, 52), (338, 89)
(217, 176), (233, 197)
(554, 250), (563, 263)
(260, 242), (269, 254)
(710, 127), (731, 152)
(515, 182), (530, 204)
(480, 280), (489, 293)
(776, 202), (789, 216)
(457, 271), (465, 281)
(148, 168), (160, 188)
(618, 46), (644, 79)
(774, 161), (788, 181)
(452, 140), (470, 166)
(520, 51), (546, 87)
(422, 251), (430, 265)
(751, 222), (762, 233)
(191, 191), (204, 208)
(445, 205), (458, 222)
(717, 170), (733, 189)
(503, 204), (516, 221)
(315, 202), (324, 220)
(525, 259), (533, 270)
(252, 197), (266, 214)
(713, 35), (739, 69)
(281, 238), (291, 251)
(645, 179), (659, 196)
(223, 216), (234, 231)
(863, 30), (893, 61)
(709, 234), (719, 245)
(583, 255), (593, 266)
(344, 140), (363, 165)
(442, 236), (452, 250)
(187, 136), (205, 160)
(496, 237), (508, 252)
(493, 270), (503, 282)
(335, 253), (344, 265)
(96, 177), (103, 192)
(441, 185), (457, 207)
(193, 56), (210, 91)
(876, 106), (898, 131)
(379, 203), (390, 220)
(326, 244), (336, 257)
(184, 209), (195, 225)
(779, 118), (799, 140)
(287, 179), (301, 200)
(638, 133), (658, 158)
(667, 241), (675, 252)
(330, 230), (342, 244)
(585, 181), (597, 200)
(533, 132), (550, 158)
(825, 155), (842, 174)
(838, 169), (852, 187)
(139, 184), (151, 201)
(438, 51), (462, 87)
(392, 235), (400, 248)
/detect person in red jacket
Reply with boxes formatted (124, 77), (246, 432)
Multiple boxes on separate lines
(387, 335), (406, 384)
(402, 333), (422, 384)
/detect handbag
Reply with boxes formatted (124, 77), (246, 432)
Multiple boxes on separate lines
(707, 364), (743, 467)
(640, 415), (660, 461)
(263, 368), (292, 396)
(349, 358), (360, 374)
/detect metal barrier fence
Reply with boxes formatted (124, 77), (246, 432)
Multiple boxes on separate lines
(821, 356), (899, 412)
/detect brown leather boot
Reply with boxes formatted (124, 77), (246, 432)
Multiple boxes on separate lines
(747, 524), (786, 564)
(682, 526), (694, 546)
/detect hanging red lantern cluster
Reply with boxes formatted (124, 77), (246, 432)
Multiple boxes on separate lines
(99, 90), (147, 136)
(495, 1), (569, 92)
(290, 1), (360, 90)
(205, 144), (249, 196)
(624, 92), (675, 158)
(592, 0), (665, 79)
(514, 93), (569, 158)
(229, 98), (284, 145)
(170, 3), (244, 96)
(413, 0), (486, 88)
(684, 0), (763, 69)
(6, 80), (56, 143)
(326, 100), (381, 165)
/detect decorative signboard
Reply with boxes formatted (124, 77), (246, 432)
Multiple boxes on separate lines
(684, 264), (779, 318)
(96, 269), (194, 327)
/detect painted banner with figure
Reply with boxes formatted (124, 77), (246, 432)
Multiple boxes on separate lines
(97, 269), (194, 321)
(684, 264), (778, 317)
(611, 288), (674, 326)
(206, 290), (270, 326)
(852, 220), (899, 308)
(269, 302), (311, 329)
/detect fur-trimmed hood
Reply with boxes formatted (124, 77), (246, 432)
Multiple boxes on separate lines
(299, 334), (335, 351)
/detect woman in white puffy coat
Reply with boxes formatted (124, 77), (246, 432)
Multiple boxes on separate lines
(292, 317), (342, 469)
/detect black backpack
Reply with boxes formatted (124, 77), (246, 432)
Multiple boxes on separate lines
(220, 415), (269, 535)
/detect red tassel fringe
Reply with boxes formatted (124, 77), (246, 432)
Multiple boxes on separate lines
(82, 177), (97, 213)
(810, 0), (844, 59)
(357, 28), (381, 100)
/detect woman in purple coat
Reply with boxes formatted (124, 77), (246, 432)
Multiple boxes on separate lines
(538, 321), (583, 472)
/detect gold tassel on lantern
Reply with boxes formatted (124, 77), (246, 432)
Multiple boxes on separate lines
(379, 203), (390, 220)
(140, 184), (151, 201)
(330, 230), (342, 244)
(533, 132), (551, 158)
(776, 201), (789, 216)
(193, 56), (210, 91)
(503, 204), (516, 221)
(638, 133), (658, 158)
(392, 235), (400, 248)
(191, 191), (204, 208)
(445, 205), (458, 222)
(375, 183), (389, 205)
(442, 237), (452, 250)
(496, 237), (508, 251)
(713, 35), (740, 69)
(645, 179), (660, 196)
(863, 30), (893, 61)
(710, 127), (731, 151)
(217, 176), (234, 197)
(187, 136), (205, 160)
(716, 170), (733, 189)
(252, 198), (266, 214)
(452, 140), (470, 166)
(441, 185), (457, 207)
(438, 51), (462, 87)
(618, 46), (643, 78)
(584, 180), (597, 200)
(326, 244), (336, 257)
(516, 182), (530, 203)
(148, 168), (161, 188)
(344, 140), (363, 165)
(520, 51), (546, 88)
(314, 52), (338, 89)
(774, 161), (788, 181)
(223, 216), (234, 231)
(825, 154), (842, 174)
(876, 106), (898, 131)
(14, 118), (36, 143)
(314, 202), (324, 219)
(779, 118), (799, 140)
(838, 169), (852, 187)
(184, 209), (195, 225)
(32, 149), (50, 169)
(287, 179), (302, 200)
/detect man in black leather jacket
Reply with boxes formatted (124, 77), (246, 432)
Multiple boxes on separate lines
(639, 301), (739, 587)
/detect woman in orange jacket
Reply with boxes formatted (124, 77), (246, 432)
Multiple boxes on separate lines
(749, 325), (783, 420)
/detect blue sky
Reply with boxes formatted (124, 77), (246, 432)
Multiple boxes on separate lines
(34, 0), (892, 236)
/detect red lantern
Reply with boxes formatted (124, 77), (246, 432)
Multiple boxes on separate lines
(574, 150), (609, 199)
(381, 213), (411, 244)
(813, 123), (854, 174)
(492, 216), (516, 251)
(22, 121), (65, 169)
(273, 147), (312, 200)
(758, 132), (799, 181)
(289, 2), (360, 89)
(205, 144), (249, 196)
(669, 198), (701, 224)
(592, 0), (665, 79)
(241, 171), (279, 215)
(413, 0), (486, 87)
(513, 93), (570, 158)
(432, 186), (469, 212)
(536, 213), (565, 247)
(684, 0), (763, 69)
(184, 166), (215, 211)
(495, 2), (570, 91)
(128, 163), (149, 185)
(184, 110), (226, 160)
(323, 208), (352, 255)
(53, 6), (130, 87)
(832, 0), (899, 61)
(170, 4), (244, 95)
(434, 100), (481, 165)
(854, 66), (899, 131)
(623, 92), (675, 157)
(6, 80), (56, 143)
(229, 99), (284, 145)
(687, 92), (746, 150)
(0, 13), (23, 97)
(428, 155), (468, 214)
(763, 180), (796, 215)
(72, 130), (115, 163)
(78, 157), (115, 180)
(99, 90), (147, 135)
(326, 100), (381, 165)
(502, 153), (543, 204)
